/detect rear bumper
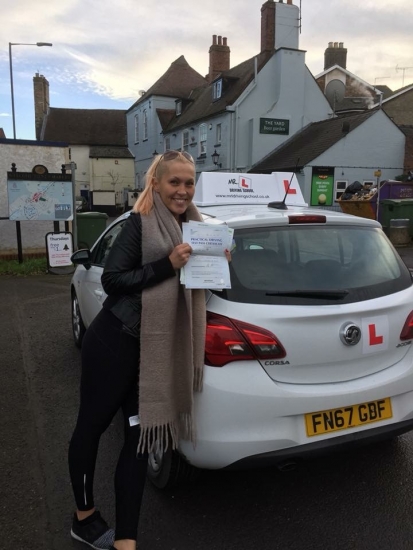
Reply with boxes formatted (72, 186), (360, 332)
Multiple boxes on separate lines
(223, 418), (413, 471)
(178, 360), (413, 470)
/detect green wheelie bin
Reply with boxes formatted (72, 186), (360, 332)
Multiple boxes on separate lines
(76, 211), (108, 249)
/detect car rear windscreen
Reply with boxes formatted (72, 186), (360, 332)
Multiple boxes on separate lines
(220, 225), (412, 305)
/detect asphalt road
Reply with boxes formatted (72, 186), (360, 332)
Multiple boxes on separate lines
(2, 272), (413, 550)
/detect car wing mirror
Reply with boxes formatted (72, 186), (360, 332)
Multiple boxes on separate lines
(71, 249), (92, 270)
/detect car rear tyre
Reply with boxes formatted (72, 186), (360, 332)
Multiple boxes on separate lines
(147, 444), (201, 489)
(72, 290), (86, 348)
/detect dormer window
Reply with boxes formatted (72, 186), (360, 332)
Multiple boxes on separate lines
(213, 79), (222, 101)
(174, 97), (193, 117)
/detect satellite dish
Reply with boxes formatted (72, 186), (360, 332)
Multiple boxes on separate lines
(325, 79), (346, 110)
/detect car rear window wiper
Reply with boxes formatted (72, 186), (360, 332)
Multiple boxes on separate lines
(266, 289), (349, 299)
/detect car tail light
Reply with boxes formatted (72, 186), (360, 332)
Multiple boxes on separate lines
(205, 312), (286, 367)
(400, 311), (413, 340)
(288, 215), (326, 224)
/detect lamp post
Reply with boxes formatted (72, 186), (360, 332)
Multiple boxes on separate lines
(8, 42), (52, 264)
(8, 42), (53, 139)
(211, 149), (222, 169)
(375, 169), (382, 221)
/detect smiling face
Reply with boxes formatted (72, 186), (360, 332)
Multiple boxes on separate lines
(153, 159), (196, 220)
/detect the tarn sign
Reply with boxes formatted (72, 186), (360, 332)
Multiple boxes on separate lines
(45, 232), (74, 268)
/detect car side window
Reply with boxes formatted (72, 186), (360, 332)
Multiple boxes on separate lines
(92, 221), (126, 267)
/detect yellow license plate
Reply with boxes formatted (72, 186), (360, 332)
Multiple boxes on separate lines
(305, 398), (393, 437)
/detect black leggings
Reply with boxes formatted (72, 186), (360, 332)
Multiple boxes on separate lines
(68, 308), (148, 541)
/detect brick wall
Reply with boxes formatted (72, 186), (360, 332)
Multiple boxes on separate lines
(404, 133), (413, 172)
(208, 36), (230, 82)
(261, 0), (276, 53)
(324, 43), (347, 70)
(316, 75), (326, 93)
(33, 73), (49, 140)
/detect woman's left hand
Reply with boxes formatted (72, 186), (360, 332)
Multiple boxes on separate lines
(224, 249), (232, 263)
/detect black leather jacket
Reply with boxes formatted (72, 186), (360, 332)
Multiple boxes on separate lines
(101, 212), (176, 336)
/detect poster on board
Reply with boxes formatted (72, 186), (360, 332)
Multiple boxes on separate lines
(45, 232), (74, 268)
(8, 180), (74, 221)
(310, 167), (334, 206)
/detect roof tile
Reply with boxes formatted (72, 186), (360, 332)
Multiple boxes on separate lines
(128, 56), (207, 112)
(43, 108), (127, 145)
(166, 51), (273, 130)
(251, 110), (378, 172)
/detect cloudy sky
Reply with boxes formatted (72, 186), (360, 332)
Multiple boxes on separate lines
(1, 0), (412, 140)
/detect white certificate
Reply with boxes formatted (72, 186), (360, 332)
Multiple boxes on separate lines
(181, 222), (233, 289)
(183, 255), (231, 289)
(182, 221), (233, 255)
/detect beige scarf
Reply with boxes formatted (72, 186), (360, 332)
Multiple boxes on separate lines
(138, 192), (206, 453)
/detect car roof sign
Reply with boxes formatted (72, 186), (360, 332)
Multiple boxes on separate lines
(194, 172), (307, 207)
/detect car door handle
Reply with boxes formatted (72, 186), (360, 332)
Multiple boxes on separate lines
(94, 289), (104, 299)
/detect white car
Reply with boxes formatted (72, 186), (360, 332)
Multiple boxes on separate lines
(70, 172), (413, 489)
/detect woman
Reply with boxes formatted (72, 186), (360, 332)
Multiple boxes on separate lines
(68, 150), (208, 550)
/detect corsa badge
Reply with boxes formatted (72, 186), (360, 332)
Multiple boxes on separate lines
(340, 323), (361, 346)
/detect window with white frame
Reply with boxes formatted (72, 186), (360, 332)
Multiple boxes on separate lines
(143, 110), (148, 140)
(199, 123), (207, 156)
(213, 79), (222, 101)
(176, 101), (182, 116)
(134, 114), (139, 143)
(335, 180), (348, 201)
(182, 130), (189, 151)
(165, 136), (171, 151)
(216, 123), (222, 144)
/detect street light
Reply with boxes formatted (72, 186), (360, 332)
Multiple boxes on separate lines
(8, 41), (53, 265)
(8, 42), (53, 139)
(211, 149), (222, 168)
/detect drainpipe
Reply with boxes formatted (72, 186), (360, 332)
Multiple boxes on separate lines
(225, 107), (236, 171)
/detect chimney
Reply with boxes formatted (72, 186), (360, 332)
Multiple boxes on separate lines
(261, 1), (276, 52)
(208, 35), (230, 82)
(324, 42), (347, 70)
(261, 0), (299, 53)
(33, 73), (50, 140)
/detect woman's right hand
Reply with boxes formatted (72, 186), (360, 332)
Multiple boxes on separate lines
(169, 243), (193, 269)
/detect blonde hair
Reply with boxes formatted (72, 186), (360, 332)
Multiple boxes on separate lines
(133, 152), (194, 216)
